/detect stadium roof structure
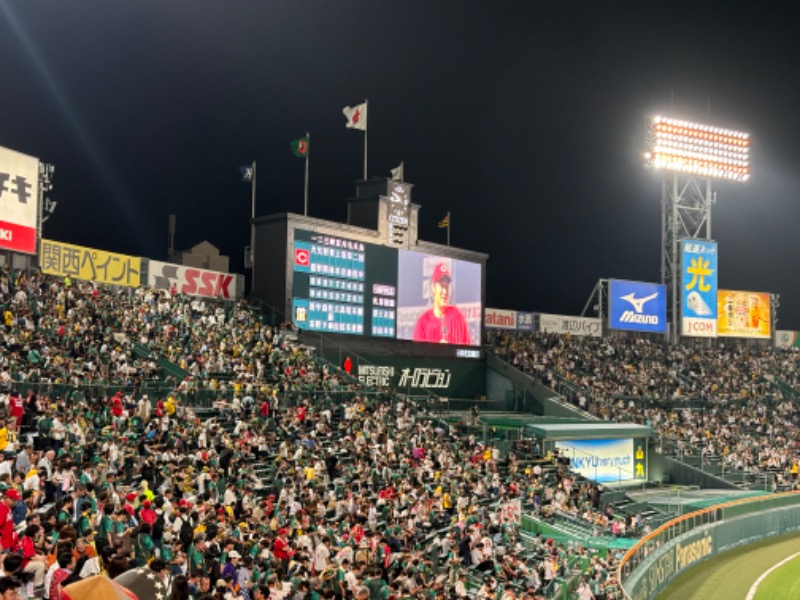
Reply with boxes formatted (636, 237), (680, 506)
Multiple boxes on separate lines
(524, 422), (652, 441)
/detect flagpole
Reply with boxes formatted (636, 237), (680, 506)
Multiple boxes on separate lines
(251, 161), (257, 292)
(363, 98), (368, 180)
(304, 132), (310, 216)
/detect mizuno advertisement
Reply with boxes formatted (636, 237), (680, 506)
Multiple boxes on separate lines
(681, 239), (718, 337)
(608, 279), (667, 333)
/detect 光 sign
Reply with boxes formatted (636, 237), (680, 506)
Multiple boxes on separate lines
(608, 279), (667, 333)
(681, 239), (718, 337)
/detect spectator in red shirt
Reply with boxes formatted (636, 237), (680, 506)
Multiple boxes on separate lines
(19, 523), (46, 589)
(139, 500), (157, 527)
(273, 528), (294, 576)
(0, 489), (20, 551)
(8, 392), (23, 432)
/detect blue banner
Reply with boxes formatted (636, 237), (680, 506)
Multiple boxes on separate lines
(516, 311), (534, 331)
(608, 279), (667, 333)
(681, 239), (718, 337)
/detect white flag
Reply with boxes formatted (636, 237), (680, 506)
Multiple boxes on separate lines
(390, 162), (404, 181)
(343, 103), (367, 131)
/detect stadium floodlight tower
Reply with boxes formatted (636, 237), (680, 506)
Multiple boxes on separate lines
(644, 115), (750, 342)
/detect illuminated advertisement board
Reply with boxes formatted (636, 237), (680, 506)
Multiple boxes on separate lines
(484, 308), (517, 330)
(516, 312), (535, 332)
(717, 290), (771, 339)
(538, 313), (602, 337)
(148, 260), (242, 300)
(681, 239), (718, 337)
(291, 230), (482, 346)
(608, 279), (667, 333)
(0, 146), (39, 254)
(40, 239), (141, 287)
(555, 438), (647, 483)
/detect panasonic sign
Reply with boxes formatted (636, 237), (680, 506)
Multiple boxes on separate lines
(608, 279), (667, 333)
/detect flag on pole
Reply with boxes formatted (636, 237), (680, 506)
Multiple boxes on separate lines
(438, 213), (449, 228)
(343, 103), (368, 130)
(390, 162), (404, 182)
(240, 164), (254, 182)
(290, 136), (310, 158)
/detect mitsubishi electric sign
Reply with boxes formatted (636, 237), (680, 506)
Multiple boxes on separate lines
(608, 279), (667, 333)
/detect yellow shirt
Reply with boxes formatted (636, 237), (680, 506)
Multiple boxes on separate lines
(0, 428), (8, 451)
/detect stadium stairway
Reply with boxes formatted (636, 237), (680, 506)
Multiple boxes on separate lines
(773, 377), (799, 401)
(132, 340), (193, 382)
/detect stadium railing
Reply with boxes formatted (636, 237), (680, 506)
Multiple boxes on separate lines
(617, 490), (800, 600)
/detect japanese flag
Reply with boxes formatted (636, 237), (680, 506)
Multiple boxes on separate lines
(343, 103), (367, 131)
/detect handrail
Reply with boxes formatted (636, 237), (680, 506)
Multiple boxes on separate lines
(617, 489), (800, 599)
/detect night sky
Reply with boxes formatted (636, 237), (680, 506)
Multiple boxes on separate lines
(2, 2), (800, 327)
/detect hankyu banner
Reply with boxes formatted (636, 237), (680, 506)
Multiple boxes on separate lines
(538, 312), (602, 337)
(40, 239), (141, 287)
(717, 290), (771, 339)
(681, 239), (718, 338)
(775, 330), (800, 349)
(0, 146), (39, 254)
(516, 311), (535, 332)
(608, 279), (667, 333)
(484, 307), (517, 330)
(148, 260), (242, 300)
(555, 438), (645, 483)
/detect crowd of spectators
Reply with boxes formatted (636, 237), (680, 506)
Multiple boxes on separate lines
(488, 330), (800, 487)
(0, 267), (625, 600)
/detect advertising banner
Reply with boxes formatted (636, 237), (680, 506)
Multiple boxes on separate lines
(0, 146), (39, 254)
(775, 331), (800, 349)
(148, 260), (242, 300)
(555, 438), (645, 483)
(717, 290), (771, 339)
(538, 312), (602, 337)
(497, 499), (522, 526)
(484, 308), (517, 330)
(608, 280), (667, 333)
(680, 239), (718, 337)
(516, 311), (535, 332)
(40, 239), (141, 287)
(341, 356), (485, 398)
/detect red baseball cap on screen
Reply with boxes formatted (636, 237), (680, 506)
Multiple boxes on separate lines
(431, 263), (451, 284)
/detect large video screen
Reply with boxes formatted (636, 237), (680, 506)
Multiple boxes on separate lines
(396, 250), (482, 346)
(291, 230), (482, 346)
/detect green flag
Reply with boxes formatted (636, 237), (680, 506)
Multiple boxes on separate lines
(290, 136), (310, 158)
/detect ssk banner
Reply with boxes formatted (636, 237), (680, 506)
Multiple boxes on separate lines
(148, 260), (242, 300)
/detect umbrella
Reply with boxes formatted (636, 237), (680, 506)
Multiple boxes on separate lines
(62, 576), (138, 600)
(114, 566), (169, 600)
